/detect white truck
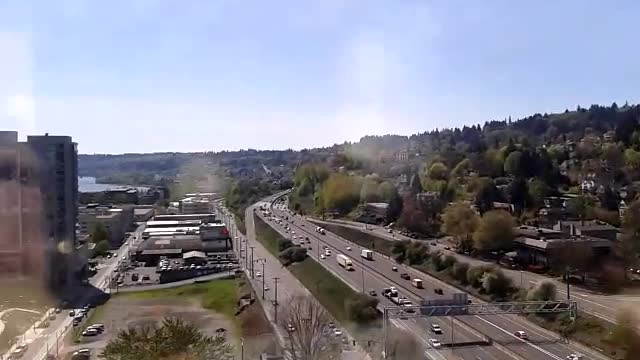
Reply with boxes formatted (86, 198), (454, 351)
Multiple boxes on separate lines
(361, 249), (373, 260)
(336, 254), (354, 271)
(411, 278), (423, 289)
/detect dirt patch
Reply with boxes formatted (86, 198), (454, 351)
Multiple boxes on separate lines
(65, 278), (278, 359)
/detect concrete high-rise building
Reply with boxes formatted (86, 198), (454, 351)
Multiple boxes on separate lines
(0, 131), (80, 291)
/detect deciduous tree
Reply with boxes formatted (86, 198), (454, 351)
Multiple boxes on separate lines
(473, 210), (515, 252)
(442, 202), (479, 252)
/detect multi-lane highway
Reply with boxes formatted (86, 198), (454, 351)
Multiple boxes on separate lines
(261, 191), (608, 360)
(312, 218), (631, 326)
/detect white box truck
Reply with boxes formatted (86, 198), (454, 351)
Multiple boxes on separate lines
(411, 278), (423, 289)
(361, 249), (373, 260)
(336, 254), (354, 271)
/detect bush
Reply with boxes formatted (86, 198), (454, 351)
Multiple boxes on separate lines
(279, 246), (308, 266)
(481, 269), (513, 298)
(430, 251), (447, 271)
(467, 265), (493, 288)
(94, 240), (110, 257)
(527, 281), (557, 301)
(278, 238), (293, 251)
(406, 243), (429, 265)
(451, 262), (470, 284)
(345, 293), (379, 324)
(442, 255), (457, 269)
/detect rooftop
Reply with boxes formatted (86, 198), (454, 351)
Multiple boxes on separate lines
(515, 235), (613, 250)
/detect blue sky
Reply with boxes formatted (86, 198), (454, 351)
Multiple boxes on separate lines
(1, 0), (639, 154)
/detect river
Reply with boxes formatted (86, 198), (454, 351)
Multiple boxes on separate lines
(78, 176), (149, 193)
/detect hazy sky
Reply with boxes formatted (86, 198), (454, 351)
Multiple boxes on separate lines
(1, 0), (639, 154)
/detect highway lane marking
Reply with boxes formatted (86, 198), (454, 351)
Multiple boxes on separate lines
(284, 209), (618, 357)
(492, 314), (610, 360)
(267, 207), (524, 360)
(473, 316), (563, 360)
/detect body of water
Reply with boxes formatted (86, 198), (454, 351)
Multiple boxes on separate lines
(78, 177), (149, 193)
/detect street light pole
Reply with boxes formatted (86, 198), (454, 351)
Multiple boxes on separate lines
(250, 247), (256, 278)
(274, 277), (280, 323)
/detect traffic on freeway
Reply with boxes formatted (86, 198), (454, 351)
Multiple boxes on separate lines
(261, 191), (606, 360)
(314, 217), (627, 326)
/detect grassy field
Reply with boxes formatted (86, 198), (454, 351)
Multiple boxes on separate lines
(288, 258), (356, 322)
(312, 221), (395, 257)
(121, 279), (238, 317)
(67, 278), (277, 358)
(253, 215), (281, 256)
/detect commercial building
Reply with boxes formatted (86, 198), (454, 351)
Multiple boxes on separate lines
(0, 131), (81, 290)
(134, 206), (155, 222)
(179, 196), (212, 214)
(78, 204), (134, 247)
(553, 220), (619, 241)
(135, 219), (232, 263)
(513, 225), (613, 268)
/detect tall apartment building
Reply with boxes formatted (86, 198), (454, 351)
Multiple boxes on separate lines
(0, 131), (79, 291)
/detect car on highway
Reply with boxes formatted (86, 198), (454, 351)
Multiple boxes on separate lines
(333, 329), (343, 336)
(400, 273), (411, 280)
(431, 324), (442, 334)
(392, 266), (398, 272)
(514, 330), (528, 339)
(434, 288), (444, 295)
(444, 246), (451, 250)
(264, 285), (270, 291)
(256, 271), (262, 277)
(320, 254), (326, 259)
(69, 310), (75, 317)
(346, 246), (352, 251)
(368, 290), (377, 296)
(324, 249), (331, 256)
(428, 338), (441, 348)
(566, 354), (584, 360)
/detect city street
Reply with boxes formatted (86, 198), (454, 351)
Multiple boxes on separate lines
(4, 224), (146, 360)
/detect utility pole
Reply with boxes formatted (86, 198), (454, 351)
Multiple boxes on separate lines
(566, 266), (571, 300)
(274, 277), (280, 323)
(250, 247), (256, 278)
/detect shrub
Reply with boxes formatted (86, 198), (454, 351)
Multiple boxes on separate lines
(279, 246), (307, 265)
(278, 238), (293, 251)
(345, 293), (379, 324)
(442, 254), (457, 269)
(481, 269), (513, 298)
(467, 265), (493, 288)
(451, 262), (470, 284)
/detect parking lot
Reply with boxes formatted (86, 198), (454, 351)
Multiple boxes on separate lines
(114, 254), (239, 288)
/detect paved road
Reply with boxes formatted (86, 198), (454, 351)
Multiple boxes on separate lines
(266, 192), (609, 360)
(8, 224), (145, 360)
(314, 217), (637, 326)
(214, 201), (372, 360)
(260, 199), (514, 360)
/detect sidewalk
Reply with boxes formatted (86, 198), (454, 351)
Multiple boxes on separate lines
(219, 205), (371, 360)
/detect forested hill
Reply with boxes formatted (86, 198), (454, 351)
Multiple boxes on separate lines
(79, 102), (640, 184)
